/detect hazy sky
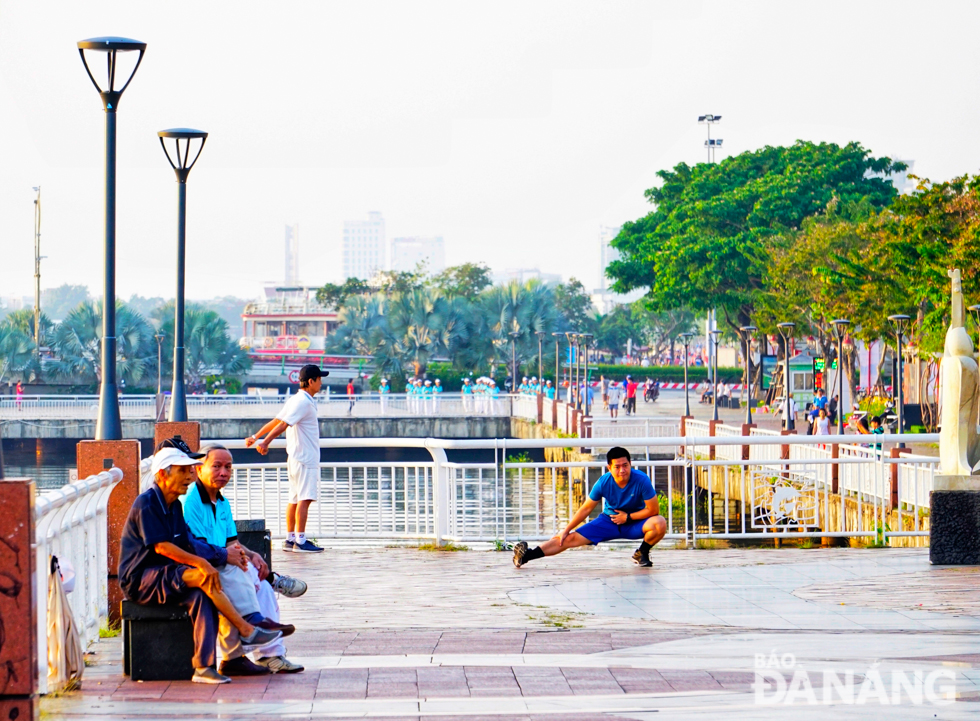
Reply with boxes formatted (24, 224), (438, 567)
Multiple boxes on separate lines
(2, 1), (979, 302)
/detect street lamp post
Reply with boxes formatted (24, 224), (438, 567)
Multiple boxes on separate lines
(831, 319), (851, 435)
(77, 37), (147, 440)
(581, 333), (594, 416)
(154, 333), (164, 396)
(509, 330), (521, 395)
(536, 331), (546, 393)
(777, 322), (797, 431)
(680, 332), (694, 417)
(158, 129), (208, 422)
(552, 332), (563, 397)
(710, 330), (721, 422)
(888, 314), (911, 442)
(740, 325), (758, 425)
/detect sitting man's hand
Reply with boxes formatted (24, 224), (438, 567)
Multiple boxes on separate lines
(226, 543), (249, 572)
(251, 551), (270, 582)
(611, 510), (629, 526)
(195, 560), (221, 591)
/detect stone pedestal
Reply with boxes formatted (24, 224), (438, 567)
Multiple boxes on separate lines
(0, 477), (37, 718)
(77, 440), (141, 620)
(930, 475), (980, 565)
(153, 421), (201, 452)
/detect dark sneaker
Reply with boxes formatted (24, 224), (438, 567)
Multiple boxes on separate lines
(271, 573), (308, 598)
(241, 626), (282, 650)
(256, 619), (295, 638)
(282, 540), (296, 552)
(218, 656), (271, 676)
(292, 540), (324, 553)
(193, 666), (231, 684)
(632, 547), (652, 568)
(513, 541), (529, 568)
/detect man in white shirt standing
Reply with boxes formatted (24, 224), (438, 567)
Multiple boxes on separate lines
(246, 365), (326, 553)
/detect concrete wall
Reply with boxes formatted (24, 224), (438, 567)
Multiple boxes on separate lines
(2, 416), (513, 441)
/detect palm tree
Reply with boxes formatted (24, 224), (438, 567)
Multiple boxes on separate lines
(480, 281), (557, 376)
(0, 322), (38, 384)
(47, 301), (155, 386)
(388, 288), (469, 378)
(153, 303), (251, 390)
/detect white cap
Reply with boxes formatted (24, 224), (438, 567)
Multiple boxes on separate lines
(151, 447), (202, 475)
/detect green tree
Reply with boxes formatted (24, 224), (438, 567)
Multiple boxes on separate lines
(554, 278), (596, 333)
(153, 303), (251, 389)
(0, 323), (38, 383)
(607, 141), (905, 342)
(431, 262), (493, 299)
(41, 284), (90, 321)
(315, 277), (370, 309)
(47, 301), (155, 387)
(388, 288), (468, 378)
(480, 281), (557, 378)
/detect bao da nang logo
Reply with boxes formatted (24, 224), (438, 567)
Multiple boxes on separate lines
(751, 471), (817, 529)
(753, 651), (957, 706)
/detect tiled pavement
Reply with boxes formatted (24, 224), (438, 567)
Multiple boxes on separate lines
(43, 546), (980, 719)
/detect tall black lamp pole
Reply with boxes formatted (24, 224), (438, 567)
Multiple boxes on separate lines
(77, 37), (146, 440)
(831, 319), (850, 435)
(740, 325), (757, 425)
(536, 331), (546, 393)
(887, 314), (911, 442)
(680, 332), (693, 417)
(777, 322), (796, 431)
(158, 129), (208, 422)
(552, 332), (563, 397)
(580, 333), (593, 415)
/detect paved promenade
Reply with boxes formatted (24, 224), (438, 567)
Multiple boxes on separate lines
(44, 546), (980, 719)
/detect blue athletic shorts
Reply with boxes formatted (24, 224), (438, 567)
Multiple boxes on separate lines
(575, 513), (647, 544)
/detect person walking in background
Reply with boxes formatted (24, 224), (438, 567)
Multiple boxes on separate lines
(624, 376), (638, 415)
(600, 375), (609, 411)
(246, 364), (326, 554)
(15, 380), (23, 411)
(607, 380), (622, 420)
(346, 379), (356, 416)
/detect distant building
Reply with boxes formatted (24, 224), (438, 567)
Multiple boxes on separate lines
(598, 225), (622, 291)
(390, 236), (445, 273)
(284, 224), (300, 284)
(342, 212), (385, 280)
(493, 268), (563, 286)
(889, 159), (916, 195)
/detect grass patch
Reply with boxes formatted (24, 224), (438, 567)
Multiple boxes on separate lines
(415, 541), (469, 552)
(538, 611), (585, 629)
(797, 537), (814, 549)
(99, 619), (121, 639)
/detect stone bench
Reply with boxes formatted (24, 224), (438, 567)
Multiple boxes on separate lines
(121, 518), (270, 680)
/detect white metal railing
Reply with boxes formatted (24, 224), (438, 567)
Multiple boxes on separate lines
(0, 392), (521, 420)
(511, 394), (540, 421)
(34, 467), (122, 695)
(587, 417), (680, 440)
(214, 432), (938, 546)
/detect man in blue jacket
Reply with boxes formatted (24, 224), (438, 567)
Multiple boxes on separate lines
(513, 446), (667, 568)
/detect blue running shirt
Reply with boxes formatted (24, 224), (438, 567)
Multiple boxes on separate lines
(588, 469), (656, 516)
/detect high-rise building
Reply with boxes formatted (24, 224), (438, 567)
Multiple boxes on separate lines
(390, 236), (446, 274)
(285, 224), (300, 284)
(492, 268), (562, 286)
(342, 212), (386, 280)
(598, 225), (622, 291)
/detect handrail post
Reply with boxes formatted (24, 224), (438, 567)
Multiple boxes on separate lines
(708, 419), (722, 460)
(0, 476), (37, 715)
(740, 422), (755, 461)
(427, 443), (449, 547)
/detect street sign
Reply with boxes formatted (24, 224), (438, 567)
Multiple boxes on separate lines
(288, 369), (300, 383)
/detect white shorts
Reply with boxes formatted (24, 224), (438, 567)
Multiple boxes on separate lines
(287, 458), (319, 504)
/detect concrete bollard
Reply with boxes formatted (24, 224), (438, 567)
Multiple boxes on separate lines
(740, 423), (755, 461)
(77, 440), (141, 622)
(708, 420), (722, 460)
(0, 477), (37, 720)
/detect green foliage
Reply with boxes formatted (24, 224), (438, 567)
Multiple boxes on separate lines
(432, 262), (493, 299)
(0, 320), (39, 383)
(593, 364), (741, 383)
(554, 278), (596, 333)
(315, 277), (370, 309)
(608, 141), (904, 337)
(153, 303), (251, 389)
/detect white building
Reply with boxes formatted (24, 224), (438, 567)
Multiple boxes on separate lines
(493, 268), (562, 286)
(284, 224), (300, 284)
(342, 212), (385, 280)
(390, 236), (445, 274)
(598, 225), (622, 291)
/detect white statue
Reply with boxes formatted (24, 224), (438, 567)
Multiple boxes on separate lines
(939, 268), (980, 476)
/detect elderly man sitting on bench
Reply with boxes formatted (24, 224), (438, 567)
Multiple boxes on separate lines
(118, 445), (282, 684)
(182, 443), (308, 675)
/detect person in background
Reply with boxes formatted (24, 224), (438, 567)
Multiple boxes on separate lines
(15, 380), (23, 411)
(346, 379), (356, 416)
(461, 377), (473, 413)
(600, 375), (609, 411)
(433, 378), (443, 411)
(607, 380), (622, 420)
(378, 378), (390, 415)
(624, 376), (638, 415)
(545, 379), (555, 400)
(828, 394), (840, 425)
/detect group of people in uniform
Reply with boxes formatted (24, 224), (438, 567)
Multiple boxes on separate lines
(403, 377), (444, 414)
(461, 377), (501, 414)
(515, 376), (556, 399)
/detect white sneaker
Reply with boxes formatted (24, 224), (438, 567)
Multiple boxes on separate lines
(271, 574), (308, 598)
(256, 655), (304, 674)
(193, 667), (231, 684)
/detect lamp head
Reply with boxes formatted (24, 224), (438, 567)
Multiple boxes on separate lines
(739, 325), (758, 334)
(158, 129), (208, 183)
(77, 37), (146, 112)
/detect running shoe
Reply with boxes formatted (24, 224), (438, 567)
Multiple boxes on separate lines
(513, 540), (529, 568)
(241, 626), (282, 651)
(292, 540), (324, 553)
(282, 540), (296, 552)
(193, 667), (231, 684)
(256, 655), (305, 674)
(632, 547), (652, 568)
(271, 573), (308, 598)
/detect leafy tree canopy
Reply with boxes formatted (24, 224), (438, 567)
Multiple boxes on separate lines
(431, 262), (493, 299)
(607, 141), (906, 335)
(315, 277), (370, 309)
(554, 278), (596, 333)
